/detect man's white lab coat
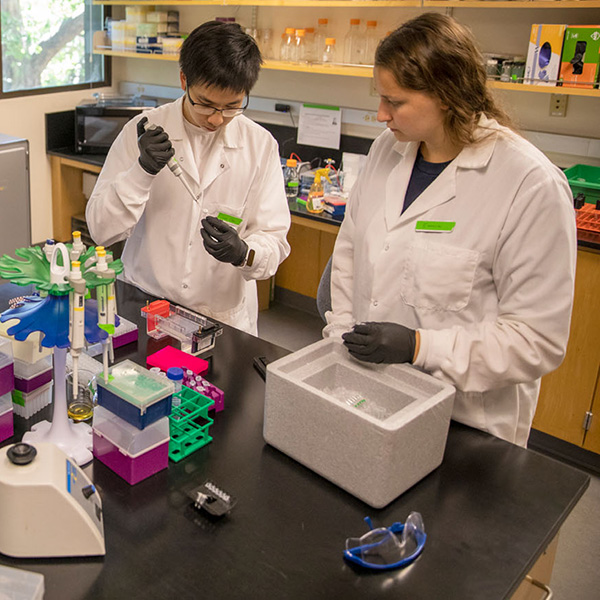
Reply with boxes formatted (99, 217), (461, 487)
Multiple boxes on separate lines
(325, 116), (577, 446)
(86, 96), (290, 335)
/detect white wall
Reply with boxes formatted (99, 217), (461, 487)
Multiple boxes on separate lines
(0, 85), (115, 243)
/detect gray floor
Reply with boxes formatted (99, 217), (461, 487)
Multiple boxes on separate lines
(257, 301), (600, 599)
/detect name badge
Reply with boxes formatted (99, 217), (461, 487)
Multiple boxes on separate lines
(415, 220), (455, 233)
(217, 212), (243, 226)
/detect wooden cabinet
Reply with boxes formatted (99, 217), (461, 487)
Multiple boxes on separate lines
(533, 247), (600, 449)
(275, 215), (338, 299)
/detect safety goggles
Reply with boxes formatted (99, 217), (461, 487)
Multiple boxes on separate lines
(344, 512), (426, 570)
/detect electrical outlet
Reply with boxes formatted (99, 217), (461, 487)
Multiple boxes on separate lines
(550, 94), (568, 117)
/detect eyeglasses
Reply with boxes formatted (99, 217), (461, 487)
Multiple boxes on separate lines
(186, 87), (249, 118)
(344, 513), (427, 570)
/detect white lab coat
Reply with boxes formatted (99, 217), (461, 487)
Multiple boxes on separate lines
(86, 96), (290, 335)
(325, 116), (577, 446)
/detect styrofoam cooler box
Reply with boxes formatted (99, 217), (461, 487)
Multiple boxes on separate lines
(0, 392), (14, 442)
(96, 360), (174, 429)
(92, 405), (170, 484)
(264, 339), (456, 508)
(0, 564), (44, 600)
(14, 356), (53, 393)
(0, 337), (14, 397)
(11, 382), (53, 419)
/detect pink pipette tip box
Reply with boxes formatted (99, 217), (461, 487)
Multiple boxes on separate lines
(146, 345), (209, 376)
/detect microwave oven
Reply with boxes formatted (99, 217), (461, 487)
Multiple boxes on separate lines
(75, 104), (153, 154)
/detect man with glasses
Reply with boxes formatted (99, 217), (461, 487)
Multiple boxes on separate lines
(86, 21), (290, 335)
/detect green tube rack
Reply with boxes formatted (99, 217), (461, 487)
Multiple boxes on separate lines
(169, 386), (215, 462)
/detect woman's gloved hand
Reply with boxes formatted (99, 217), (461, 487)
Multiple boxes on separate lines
(342, 322), (417, 364)
(200, 216), (248, 266)
(137, 116), (175, 175)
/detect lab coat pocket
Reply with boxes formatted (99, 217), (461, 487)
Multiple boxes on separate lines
(401, 239), (479, 312)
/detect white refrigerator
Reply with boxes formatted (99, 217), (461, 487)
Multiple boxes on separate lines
(0, 133), (30, 257)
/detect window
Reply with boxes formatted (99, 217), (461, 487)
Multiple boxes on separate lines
(0, 0), (108, 96)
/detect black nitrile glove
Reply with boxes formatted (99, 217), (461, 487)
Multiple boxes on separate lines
(200, 215), (248, 266)
(137, 116), (175, 175)
(342, 322), (416, 364)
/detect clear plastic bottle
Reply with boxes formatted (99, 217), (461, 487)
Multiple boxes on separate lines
(291, 28), (307, 63)
(279, 27), (295, 61)
(167, 366), (184, 406)
(284, 158), (299, 201)
(364, 20), (379, 65)
(344, 19), (365, 65)
(304, 27), (316, 62)
(260, 28), (273, 59)
(322, 37), (336, 64)
(314, 18), (329, 64)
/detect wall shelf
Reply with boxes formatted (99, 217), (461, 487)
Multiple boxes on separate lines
(93, 1), (421, 7)
(423, 1), (600, 7)
(491, 81), (600, 98)
(94, 0), (600, 6)
(93, 47), (600, 95)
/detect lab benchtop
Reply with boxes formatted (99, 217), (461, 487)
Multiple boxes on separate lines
(49, 149), (600, 251)
(0, 280), (591, 600)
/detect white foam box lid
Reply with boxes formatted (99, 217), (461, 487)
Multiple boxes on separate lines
(264, 339), (456, 508)
(93, 405), (170, 457)
(0, 564), (44, 600)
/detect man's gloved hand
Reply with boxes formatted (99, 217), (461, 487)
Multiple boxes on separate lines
(342, 322), (417, 364)
(137, 116), (175, 175)
(200, 215), (248, 266)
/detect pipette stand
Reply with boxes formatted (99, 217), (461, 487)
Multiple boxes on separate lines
(0, 239), (123, 467)
(23, 347), (93, 466)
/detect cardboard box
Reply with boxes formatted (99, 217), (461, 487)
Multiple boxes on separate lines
(263, 339), (455, 508)
(559, 25), (600, 89)
(524, 24), (567, 86)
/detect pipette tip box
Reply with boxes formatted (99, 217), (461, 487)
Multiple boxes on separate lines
(264, 339), (455, 508)
(11, 383), (53, 419)
(13, 356), (53, 394)
(96, 360), (174, 430)
(0, 392), (13, 442)
(93, 405), (170, 485)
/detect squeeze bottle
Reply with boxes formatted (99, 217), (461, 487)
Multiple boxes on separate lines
(307, 168), (331, 214)
(284, 158), (299, 201)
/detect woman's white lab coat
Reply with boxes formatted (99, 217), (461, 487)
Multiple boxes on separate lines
(325, 116), (577, 446)
(86, 96), (290, 335)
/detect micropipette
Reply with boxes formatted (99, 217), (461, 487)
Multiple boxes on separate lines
(145, 122), (198, 203)
(70, 230), (86, 262)
(94, 248), (112, 384)
(68, 261), (86, 400)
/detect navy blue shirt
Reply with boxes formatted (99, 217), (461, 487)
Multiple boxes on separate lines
(402, 150), (452, 214)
